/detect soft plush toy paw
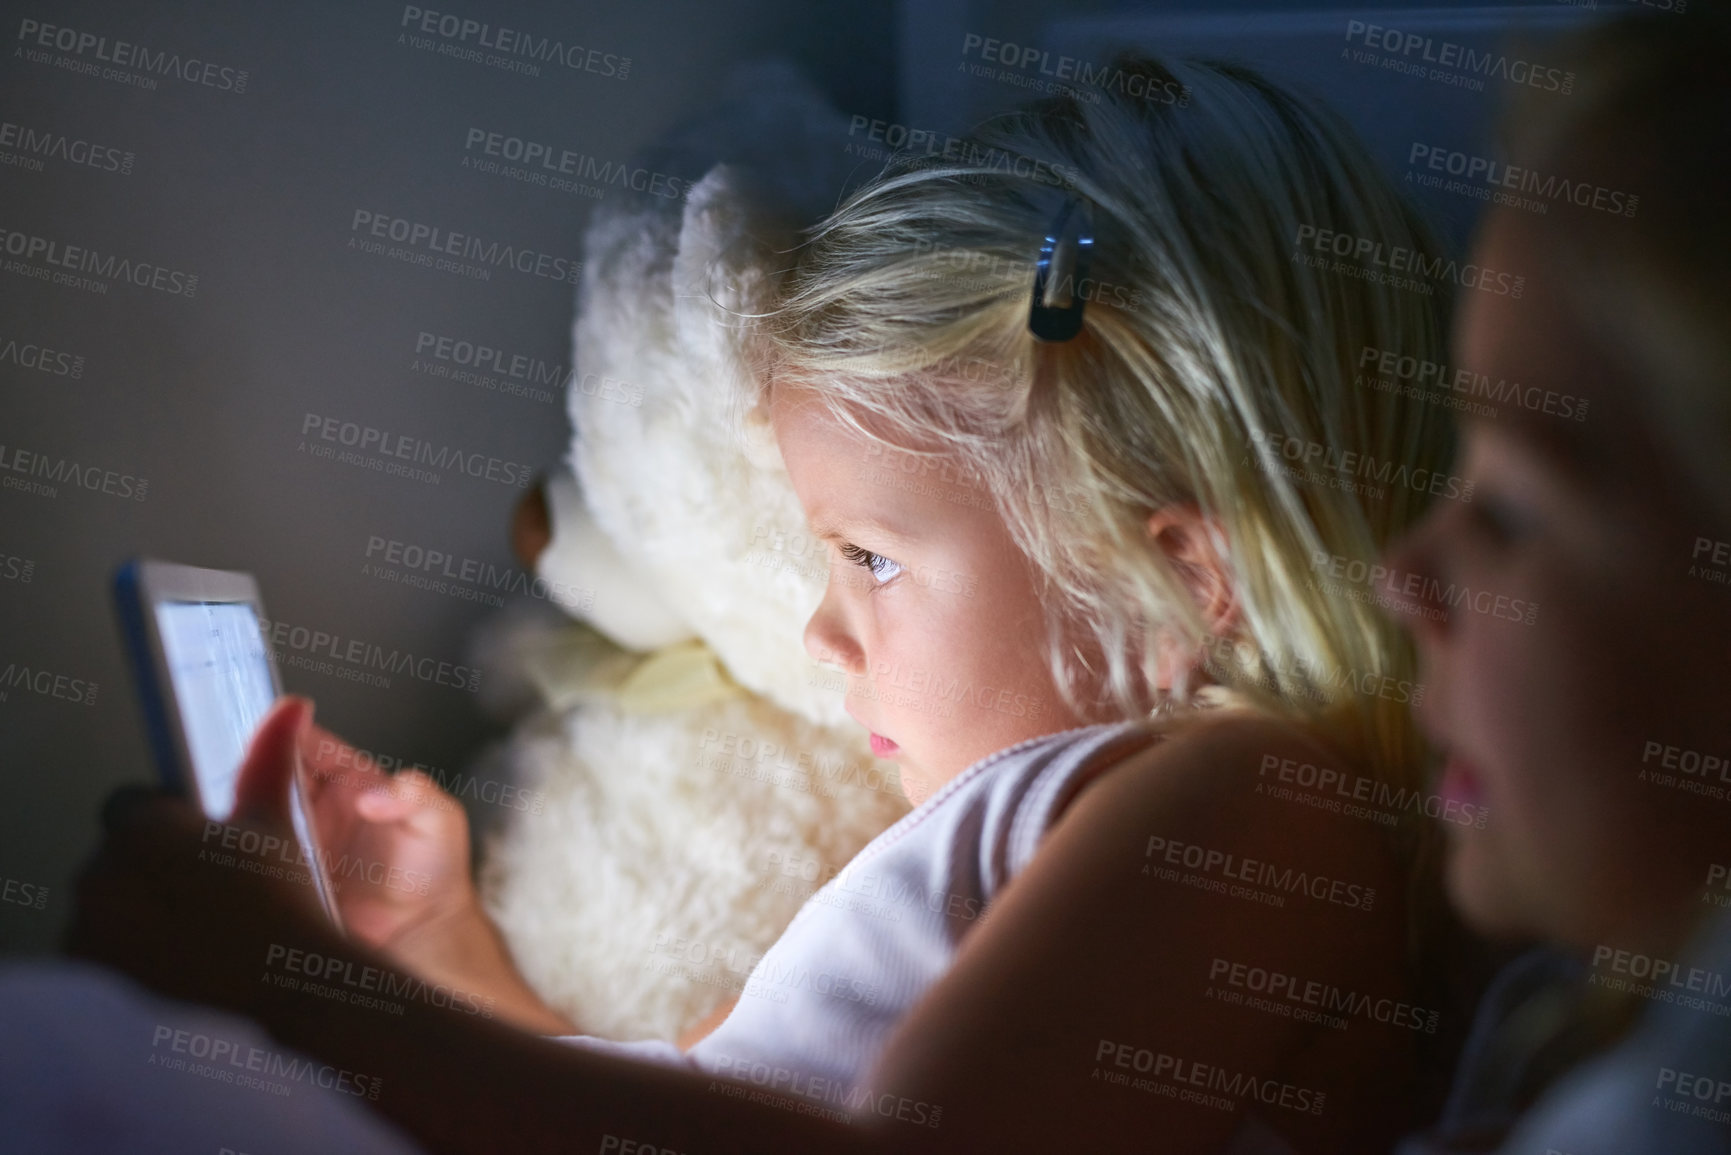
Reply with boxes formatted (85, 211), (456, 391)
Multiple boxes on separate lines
(468, 61), (909, 1043)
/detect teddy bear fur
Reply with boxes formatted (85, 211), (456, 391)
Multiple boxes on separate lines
(469, 61), (911, 1043)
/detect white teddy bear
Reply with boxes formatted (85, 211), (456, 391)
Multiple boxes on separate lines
(466, 62), (911, 1045)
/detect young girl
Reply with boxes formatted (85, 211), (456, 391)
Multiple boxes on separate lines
(1382, 10), (1731, 1153)
(71, 54), (1467, 1153)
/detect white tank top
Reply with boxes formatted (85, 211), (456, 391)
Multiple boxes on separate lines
(556, 719), (1298, 1151)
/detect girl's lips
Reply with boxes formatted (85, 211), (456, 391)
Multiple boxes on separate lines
(1437, 752), (1486, 811)
(869, 733), (900, 758)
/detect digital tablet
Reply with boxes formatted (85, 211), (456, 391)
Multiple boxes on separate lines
(114, 558), (341, 927)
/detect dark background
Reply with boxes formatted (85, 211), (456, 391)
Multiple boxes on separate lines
(0, 0), (1599, 953)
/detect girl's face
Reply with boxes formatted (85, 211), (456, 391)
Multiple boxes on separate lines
(1384, 209), (1731, 955)
(770, 386), (1096, 805)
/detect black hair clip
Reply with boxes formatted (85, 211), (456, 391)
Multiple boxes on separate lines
(1028, 196), (1093, 342)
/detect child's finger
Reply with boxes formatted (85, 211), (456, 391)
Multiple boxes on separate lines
(353, 783), (420, 823)
(352, 769), (455, 825)
(392, 769), (462, 825)
(230, 697), (314, 830)
(299, 722), (383, 784)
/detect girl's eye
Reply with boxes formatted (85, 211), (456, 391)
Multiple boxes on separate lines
(838, 543), (905, 584)
(1469, 489), (1535, 545)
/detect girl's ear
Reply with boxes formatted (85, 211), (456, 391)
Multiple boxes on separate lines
(1145, 505), (1239, 640)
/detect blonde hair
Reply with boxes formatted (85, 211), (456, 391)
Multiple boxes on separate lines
(758, 56), (1454, 796)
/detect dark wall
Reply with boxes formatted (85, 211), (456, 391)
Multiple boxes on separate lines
(0, 0), (894, 953)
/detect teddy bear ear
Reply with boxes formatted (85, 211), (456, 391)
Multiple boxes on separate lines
(671, 164), (785, 476)
(546, 69), (864, 727)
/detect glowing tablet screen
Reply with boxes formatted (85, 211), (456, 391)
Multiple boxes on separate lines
(153, 600), (276, 819)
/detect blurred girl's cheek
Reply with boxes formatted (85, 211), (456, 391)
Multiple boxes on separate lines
(1382, 507), (1460, 649)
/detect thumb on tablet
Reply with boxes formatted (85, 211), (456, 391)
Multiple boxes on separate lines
(231, 695), (315, 829)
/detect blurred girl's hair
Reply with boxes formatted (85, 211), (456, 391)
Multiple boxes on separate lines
(1500, 7), (1731, 524)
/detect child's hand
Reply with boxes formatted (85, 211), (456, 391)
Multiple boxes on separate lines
(296, 719), (477, 962)
(65, 698), (340, 1018)
(299, 718), (574, 1034)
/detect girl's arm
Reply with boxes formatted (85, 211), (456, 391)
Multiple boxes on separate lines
(69, 702), (1411, 1153)
(68, 786), (876, 1155)
(258, 712), (1411, 1153)
(864, 712), (1418, 1153)
(254, 960), (875, 1155)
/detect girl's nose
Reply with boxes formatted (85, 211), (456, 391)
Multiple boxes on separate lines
(1379, 512), (1454, 645)
(803, 585), (865, 676)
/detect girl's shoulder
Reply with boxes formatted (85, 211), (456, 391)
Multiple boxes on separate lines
(1053, 705), (1408, 907)
(1088, 705), (1367, 813)
(871, 706), (1421, 1152)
